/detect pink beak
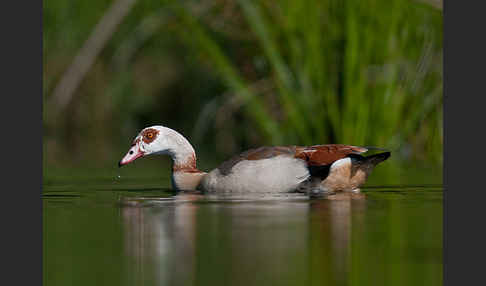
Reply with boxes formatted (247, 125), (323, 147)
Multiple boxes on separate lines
(119, 142), (145, 167)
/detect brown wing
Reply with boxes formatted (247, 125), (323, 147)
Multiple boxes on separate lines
(294, 144), (368, 166)
(217, 145), (367, 175)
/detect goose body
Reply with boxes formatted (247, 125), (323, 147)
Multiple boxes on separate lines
(119, 126), (390, 194)
(201, 153), (310, 193)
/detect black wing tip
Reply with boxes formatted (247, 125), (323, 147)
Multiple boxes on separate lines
(365, 151), (391, 165)
(380, 151), (391, 160)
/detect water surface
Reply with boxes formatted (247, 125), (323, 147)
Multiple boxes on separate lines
(43, 176), (442, 286)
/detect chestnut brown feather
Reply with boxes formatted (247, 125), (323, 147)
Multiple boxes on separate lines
(217, 144), (368, 176)
(294, 144), (367, 166)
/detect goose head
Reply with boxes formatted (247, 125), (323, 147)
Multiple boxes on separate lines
(118, 125), (196, 167)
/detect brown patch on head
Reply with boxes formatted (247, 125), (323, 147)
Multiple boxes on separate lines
(141, 128), (159, 144)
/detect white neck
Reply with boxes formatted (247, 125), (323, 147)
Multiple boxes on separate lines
(155, 127), (197, 170)
(156, 128), (206, 191)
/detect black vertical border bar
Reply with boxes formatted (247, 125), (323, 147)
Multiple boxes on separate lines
(0, 1), (43, 285)
(445, 1), (486, 286)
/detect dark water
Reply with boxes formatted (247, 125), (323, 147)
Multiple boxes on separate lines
(43, 177), (442, 286)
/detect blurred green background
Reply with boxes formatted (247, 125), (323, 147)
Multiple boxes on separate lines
(43, 0), (442, 183)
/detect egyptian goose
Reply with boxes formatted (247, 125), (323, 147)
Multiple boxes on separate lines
(119, 126), (390, 194)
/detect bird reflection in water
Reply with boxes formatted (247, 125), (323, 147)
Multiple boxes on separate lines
(120, 191), (366, 286)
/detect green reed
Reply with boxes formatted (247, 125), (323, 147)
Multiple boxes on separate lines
(43, 0), (442, 166)
(172, 0), (442, 162)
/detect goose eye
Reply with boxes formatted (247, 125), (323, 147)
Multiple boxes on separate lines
(142, 128), (159, 143)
